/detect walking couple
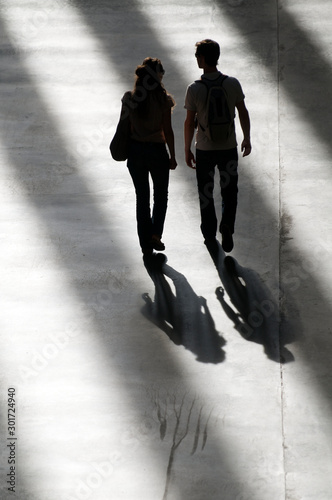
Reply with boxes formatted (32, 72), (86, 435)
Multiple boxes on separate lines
(118, 39), (251, 258)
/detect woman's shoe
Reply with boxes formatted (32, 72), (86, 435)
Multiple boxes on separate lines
(151, 235), (165, 251)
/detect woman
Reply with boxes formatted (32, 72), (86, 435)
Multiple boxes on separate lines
(121, 57), (177, 257)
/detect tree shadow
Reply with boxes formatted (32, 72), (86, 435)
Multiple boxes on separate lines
(205, 240), (297, 363)
(142, 254), (226, 364)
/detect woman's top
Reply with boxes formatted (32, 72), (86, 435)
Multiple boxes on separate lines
(122, 91), (174, 143)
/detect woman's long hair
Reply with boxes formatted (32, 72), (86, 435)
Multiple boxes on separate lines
(131, 58), (174, 118)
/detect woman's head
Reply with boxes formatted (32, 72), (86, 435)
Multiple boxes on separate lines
(135, 57), (165, 89)
(132, 57), (167, 116)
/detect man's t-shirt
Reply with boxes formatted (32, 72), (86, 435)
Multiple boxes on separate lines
(184, 71), (245, 151)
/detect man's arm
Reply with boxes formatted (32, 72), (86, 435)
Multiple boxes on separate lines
(236, 100), (252, 157)
(184, 109), (196, 169)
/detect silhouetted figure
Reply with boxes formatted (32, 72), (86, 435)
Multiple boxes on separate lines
(142, 254), (225, 364)
(206, 242), (295, 363)
(120, 58), (177, 256)
(184, 39), (251, 253)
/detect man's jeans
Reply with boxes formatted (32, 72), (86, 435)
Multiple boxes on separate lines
(127, 140), (170, 252)
(196, 147), (238, 240)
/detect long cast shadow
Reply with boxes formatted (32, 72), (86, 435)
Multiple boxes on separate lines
(206, 240), (297, 363)
(142, 253), (226, 364)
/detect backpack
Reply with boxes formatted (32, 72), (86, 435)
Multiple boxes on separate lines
(196, 74), (234, 142)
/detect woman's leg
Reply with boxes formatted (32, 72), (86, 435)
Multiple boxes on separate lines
(127, 144), (153, 253)
(149, 144), (170, 239)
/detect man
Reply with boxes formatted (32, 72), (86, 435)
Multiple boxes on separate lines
(184, 39), (251, 252)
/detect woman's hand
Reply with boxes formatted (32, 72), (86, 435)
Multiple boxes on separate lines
(169, 157), (177, 170)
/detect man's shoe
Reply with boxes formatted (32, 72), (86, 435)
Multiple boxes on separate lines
(221, 225), (234, 253)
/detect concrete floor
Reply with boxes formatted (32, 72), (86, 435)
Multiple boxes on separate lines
(0, 1), (332, 499)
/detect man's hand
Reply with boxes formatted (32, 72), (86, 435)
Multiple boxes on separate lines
(241, 138), (252, 157)
(184, 110), (196, 169)
(236, 100), (251, 157)
(185, 150), (196, 169)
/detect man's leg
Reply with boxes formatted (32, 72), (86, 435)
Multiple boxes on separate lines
(217, 148), (238, 251)
(196, 149), (218, 241)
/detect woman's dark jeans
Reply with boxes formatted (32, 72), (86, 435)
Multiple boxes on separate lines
(195, 148), (238, 240)
(127, 140), (170, 252)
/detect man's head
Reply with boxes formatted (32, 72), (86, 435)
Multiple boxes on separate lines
(195, 39), (220, 68)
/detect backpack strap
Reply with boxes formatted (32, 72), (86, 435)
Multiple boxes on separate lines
(195, 74), (230, 134)
(195, 74), (228, 91)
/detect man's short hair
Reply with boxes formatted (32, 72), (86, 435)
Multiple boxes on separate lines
(195, 39), (220, 67)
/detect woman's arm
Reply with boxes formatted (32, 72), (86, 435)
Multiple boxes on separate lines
(162, 108), (177, 170)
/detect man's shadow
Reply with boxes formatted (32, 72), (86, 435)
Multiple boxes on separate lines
(142, 254), (226, 364)
(205, 240), (295, 363)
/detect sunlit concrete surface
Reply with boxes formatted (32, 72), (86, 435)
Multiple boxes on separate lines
(0, 0), (332, 499)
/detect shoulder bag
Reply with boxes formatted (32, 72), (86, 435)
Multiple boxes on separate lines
(110, 99), (131, 161)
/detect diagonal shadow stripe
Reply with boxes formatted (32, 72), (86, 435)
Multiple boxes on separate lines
(71, 0), (332, 409)
(0, 8), (271, 500)
(2, 0), (332, 497)
(221, 0), (332, 148)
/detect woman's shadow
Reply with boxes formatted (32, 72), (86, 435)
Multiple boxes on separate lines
(205, 239), (296, 363)
(142, 253), (226, 364)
